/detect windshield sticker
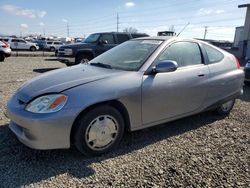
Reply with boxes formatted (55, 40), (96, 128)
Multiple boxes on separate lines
(141, 40), (162, 44)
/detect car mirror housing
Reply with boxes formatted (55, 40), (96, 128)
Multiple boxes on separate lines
(98, 40), (108, 45)
(152, 60), (178, 74)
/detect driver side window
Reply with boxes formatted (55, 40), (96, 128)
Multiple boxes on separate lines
(155, 41), (202, 67)
(99, 34), (115, 44)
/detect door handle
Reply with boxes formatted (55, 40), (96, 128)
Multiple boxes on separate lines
(198, 74), (205, 77)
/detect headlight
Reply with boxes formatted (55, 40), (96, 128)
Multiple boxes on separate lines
(64, 49), (73, 55)
(25, 94), (67, 113)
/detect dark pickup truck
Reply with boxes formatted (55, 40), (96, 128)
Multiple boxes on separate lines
(57, 32), (149, 66)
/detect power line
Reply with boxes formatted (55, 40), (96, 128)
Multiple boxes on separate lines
(204, 26), (208, 39)
(67, 23), (69, 37)
(117, 13), (119, 32)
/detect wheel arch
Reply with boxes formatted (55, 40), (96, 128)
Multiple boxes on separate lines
(70, 100), (131, 145)
(75, 50), (94, 60)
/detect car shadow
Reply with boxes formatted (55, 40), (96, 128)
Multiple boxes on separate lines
(33, 68), (59, 73)
(0, 111), (225, 188)
(44, 58), (59, 61)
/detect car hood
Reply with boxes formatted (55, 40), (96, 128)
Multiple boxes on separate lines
(16, 65), (123, 103)
(60, 42), (94, 49)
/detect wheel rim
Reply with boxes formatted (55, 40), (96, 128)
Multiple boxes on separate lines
(221, 100), (234, 112)
(80, 58), (89, 64)
(85, 115), (119, 151)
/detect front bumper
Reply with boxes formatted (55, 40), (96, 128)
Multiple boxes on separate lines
(6, 94), (79, 150)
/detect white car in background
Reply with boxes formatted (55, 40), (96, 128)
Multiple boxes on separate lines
(45, 41), (64, 52)
(7, 38), (39, 51)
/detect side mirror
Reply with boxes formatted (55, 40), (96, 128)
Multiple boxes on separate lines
(152, 60), (178, 74)
(98, 40), (108, 45)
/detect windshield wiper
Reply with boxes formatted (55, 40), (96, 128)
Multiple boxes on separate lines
(90, 62), (112, 69)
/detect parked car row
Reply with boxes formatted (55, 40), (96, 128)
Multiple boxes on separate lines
(0, 37), (65, 52)
(0, 38), (39, 51)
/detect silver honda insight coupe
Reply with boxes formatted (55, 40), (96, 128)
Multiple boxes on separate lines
(6, 37), (244, 156)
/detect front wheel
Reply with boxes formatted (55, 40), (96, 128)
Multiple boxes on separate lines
(75, 54), (90, 64)
(74, 105), (125, 156)
(215, 99), (235, 115)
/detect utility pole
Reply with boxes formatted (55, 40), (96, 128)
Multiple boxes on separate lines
(67, 23), (69, 37)
(204, 26), (208, 39)
(116, 13), (119, 32)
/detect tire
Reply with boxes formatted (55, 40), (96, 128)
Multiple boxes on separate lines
(50, 47), (55, 52)
(30, 46), (36, 52)
(0, 53), (5, 62)
(74, 105), (125, 156)
(215, 99), (235, 115)
(244, 81), (250, 86)
(75, 54), (91, 64)
(65, 63), (72, 67)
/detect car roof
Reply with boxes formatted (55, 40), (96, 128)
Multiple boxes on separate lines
(90, 32), (148, 35)
(132, 36), (206, 43)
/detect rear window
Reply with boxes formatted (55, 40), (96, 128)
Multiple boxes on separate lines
(131, 34), (149, 38)
(203, 44), (224, 64)
(47, 42), (52, 45)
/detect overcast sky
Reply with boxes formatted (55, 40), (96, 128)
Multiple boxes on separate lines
(0, 0), (248, 41)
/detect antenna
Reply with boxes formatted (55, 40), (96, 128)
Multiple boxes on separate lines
(177, 22), (190, 37)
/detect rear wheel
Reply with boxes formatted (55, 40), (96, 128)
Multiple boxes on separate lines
(30, 46), (36, 52)
(215, 99), (235, 115)
(0, 53), (5, 62)
(75, 54), (91, 64)
(73, 105), (125, 156)
(50, 47), (55, 52)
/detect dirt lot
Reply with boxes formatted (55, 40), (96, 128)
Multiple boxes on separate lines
(0, 57), (249, 187)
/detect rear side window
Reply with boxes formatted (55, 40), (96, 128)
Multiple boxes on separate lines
(117, 34), (130, 44)
(47, 42), (52, 45)
(203, 44), (224, 64)
(155, 41), (202, 67)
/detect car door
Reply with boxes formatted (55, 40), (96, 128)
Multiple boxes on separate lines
(95, 34), (117, 56)
(18, 39), (28, 49)
(10, 39), (18, 49)
(142, 41), (210, 125)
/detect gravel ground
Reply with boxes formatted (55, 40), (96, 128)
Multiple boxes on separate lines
(0, 57), (249, 188)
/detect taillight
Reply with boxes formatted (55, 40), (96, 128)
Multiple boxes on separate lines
(234, 56), (241, 69)
(1, 41), (9, 48)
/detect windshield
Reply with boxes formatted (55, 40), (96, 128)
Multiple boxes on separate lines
(89, 40), (162, 71)
(83, 34), (100, 43)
